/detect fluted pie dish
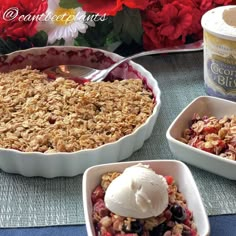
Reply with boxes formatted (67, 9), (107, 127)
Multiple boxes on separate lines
(0, 46), (161, 177)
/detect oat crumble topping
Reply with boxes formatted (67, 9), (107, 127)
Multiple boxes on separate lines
(180, 113), (236, 161)
(0, 67), (154, 153)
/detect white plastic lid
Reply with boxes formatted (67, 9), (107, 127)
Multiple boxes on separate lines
(201, 5), (236, 41)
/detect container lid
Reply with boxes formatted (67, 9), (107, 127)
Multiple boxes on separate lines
(201, 5), (236, 41)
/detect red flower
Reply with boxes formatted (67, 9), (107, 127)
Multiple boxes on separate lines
(142, 21), (184, 50)
(78, 0), (149, 16)
(142, 0), (193, 49)
(214, 0), (233, 4)
(187, 7), (203, 40)
(193, 0), (213, 12)
(158, 2), (192, 40)
(0, 0), (47, 41)
(142, 0), (234, 50)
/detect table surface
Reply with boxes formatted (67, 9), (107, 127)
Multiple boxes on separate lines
(0, 51), (236, 235)
(0, 215), (235, 235)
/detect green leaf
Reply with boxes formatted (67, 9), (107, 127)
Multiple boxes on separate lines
(29, 31), (48, 47)
(0, 32), (47, 55)
(0, 39), (11, 54)
(79, 16), (114, 48)
(59, 0), (81, 9)
(0, 38), (19, 54)
(113, 7), (143, 45)
(48, 38), (65, 46)
(104, 30), (121, 49)
(6, 39), (19, 51)
(74, 35), (91, 47)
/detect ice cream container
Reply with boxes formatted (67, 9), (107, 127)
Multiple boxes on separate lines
(201, 5), (236, 101)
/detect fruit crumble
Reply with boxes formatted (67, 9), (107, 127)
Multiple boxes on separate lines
(180, 113), (236, 161)
(0, 67), (154, 153)
(91, 172), (199, 236)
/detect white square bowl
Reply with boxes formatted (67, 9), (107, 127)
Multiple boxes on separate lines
(83, 160), (210, 236)
(166, 96), (236, 180)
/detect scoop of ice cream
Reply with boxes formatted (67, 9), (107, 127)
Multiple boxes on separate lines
(104, 163), (168, 219)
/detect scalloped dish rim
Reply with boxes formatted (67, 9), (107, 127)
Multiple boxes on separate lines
(0, 46), (161, 177)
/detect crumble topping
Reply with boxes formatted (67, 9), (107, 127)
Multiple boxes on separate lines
(0, 67), (154, 153)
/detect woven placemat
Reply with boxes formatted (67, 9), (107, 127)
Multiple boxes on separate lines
(0, 52), (235, 227)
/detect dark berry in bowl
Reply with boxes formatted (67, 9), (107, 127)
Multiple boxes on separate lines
(122, 220), (143, 235)
(149, 223), (168, 236)
(171, 204), (187, 222)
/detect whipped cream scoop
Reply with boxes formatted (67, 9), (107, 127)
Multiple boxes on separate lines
(104, 163), (168, 219)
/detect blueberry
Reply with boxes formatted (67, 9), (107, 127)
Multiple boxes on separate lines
(170, 204), (187, 222)
(149, 223), (167, 236)
(122, 220), (143, 236)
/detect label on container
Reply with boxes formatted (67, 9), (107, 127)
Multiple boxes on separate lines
(204, 31), (236, 99)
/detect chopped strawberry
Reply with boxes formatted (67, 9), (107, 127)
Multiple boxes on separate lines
(195, 141), (214, 153)
(102, 232), (112, 236)
(217, 139), (226, 149)
(93, 199), (109, 218)
(183, 218), (191, 227)
(190, 229), (198, 236)
(192, 139), (203, 148)
(115, 234), (138, 236)
(202, 126), (218, 134)
(201, 146), (215, 153)
(165, 176), (174, 185)
(92, 185), (105, 204)
(185, 208), (193, 219)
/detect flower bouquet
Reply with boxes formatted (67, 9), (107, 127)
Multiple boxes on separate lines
(0, 0), (235, 55)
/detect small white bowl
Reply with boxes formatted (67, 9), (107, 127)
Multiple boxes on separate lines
(166, 96), (236, 180)
(83, 160), (210, 236)
(0, 46), (161, 178)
